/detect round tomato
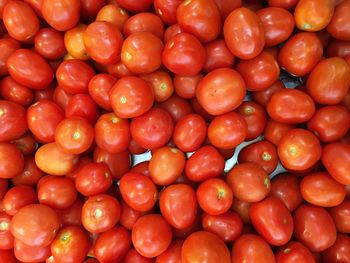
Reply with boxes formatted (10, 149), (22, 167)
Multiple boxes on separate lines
(322, 233), (350, 263)
(264, 119), (295, 146)
(0, 142), (24, 179)
(252, 80), (285, 107)
(2, 185), (37, 216)
(65, 93), (100, 124)
(154, 0), (182, 25)
(203, 39), (235, 73)
(14, 239), (51, 263)
(123, 12), (164, 39)
(0, 76), (34, 107)
(88, 73), (116, 111)
(140, 70), (174, 102)
(275, 241), (316, 263)
(64, 24), (89, 61)
(328, 198), (350, 233)
(119, 201), (144, 230)
(156, 239), (183, 263)
(158, 94), (193, 123)
(34, 27), (66, 59)
(327, 0), (350, 41)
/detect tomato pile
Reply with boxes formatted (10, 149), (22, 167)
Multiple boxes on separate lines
(0, 0), (350, 262)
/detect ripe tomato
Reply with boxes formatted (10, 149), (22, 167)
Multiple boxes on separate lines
(322, 233), (350, 263)
(185, 145), (225, 182)
(88, 73), (116, 111)
(327, 0), (350, 41)
(119, 172), (158, 212)
(164, 23), (183, 43)
(2, 185), (37, 216)
(123, 248), (154, 263)
(182, 231), (231, 263)
(96, 4), (129, 31)
(154, 0), (182, 25)
(34, 28), (66, 59)
(159, 184), (197, 229)
(203, 39), (235, 73)
(51, 226), (90, 263)
(56, 198), (84, 227)
(0, 212), (13, 250)
(264, 119), (295, 146)
(223, 7), (265, 59)
(322, 142), (350, 185)
(64, 24), (89, 60)
(326, 39), (350, 58)
(10, 134), (38, 156)
(328, 198), (350, 233)
(275, 241), (316, 263)
(123, 12), (164, 39)
(117, 0), (153, 13)
(0, 37), (20, 76)
(0, 249), (16, 263)
(119, 201), (144, 230)
(140, 70), (174, 102)
(232, 199), (251, 224)
(196, 68), (246, 116)
(0, 178), (7, 199)
(80, 0), (106, 21)
(0, 76), (34, 107)
(156, 239), (183, 263)
(231, 234), (275, 263)
(158, 94), (193, 123)
(214, 0), (241, 19)
(14, 239), (51, 263)
(162, 32), (206, 76)
(0, 142), (24, 179)
(306, 57), (350, 105)
(132, 214), (172, 258)
(226, 162), (270, 203)
(11, 204), (60, 247)
(294, 204), (337, 252)
(65, 93), (100, 124)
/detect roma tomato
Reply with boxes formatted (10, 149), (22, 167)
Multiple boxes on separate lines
(328, 198), (350, 233)
(294, 204), (337, 252)
(119, 201), (144, 230)
(0, 76), (34, 107)
(123, 12), (164, 39)
(0, 142), (24, 179)
(140, 70), (174, 102)
(263, 119), (295, 146)
(34, 28), (66, 59)
(322, 233), (350, 263)
(14, 239), (51, 263)
(327, 0), (350, 41)
(223, 7), (265, 59)
(203, 39), (235, 73)
(275, 241), (316, 263)
(64, 24), (89, 61)
(88, 73), (117, 111)
(65, 93), (100, 124)
(0, 37), (20, 76)
(0, 212), (14, 250)
(2, 185), (37, 216)
(214, 0), (241, 19)
(156, 239), (183, 263)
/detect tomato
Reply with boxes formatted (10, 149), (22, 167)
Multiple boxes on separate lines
(65, 93), (100, 124)
(117, 0), (152, 13)
(270, 173), (303, 211)
(34, 28), (66, 59)
(42, 0), (80, 31)
(322, 233), (350, 263)
(120, 172), (158, 212)
(176, 0), (221, 43)
(14, 239), (51, 263)
(132, 214), (172, 258)
(322, 142), (350, 185)
(140, 70), (174, 102)
(164, 23), (183, 43)
(6, 49), (54, 89)
(267, 89), (315, 124)
(88, 74), (116, 111)
(293, 204), (336, 252)
(185, 145), (225, 182)
(56, 197), (84, 227)
(326, 39), (350, 58)
(123, 12), (164, 39)
(96, 4), (129, 31)
(0, 212), (13, 250)
(162, 32), (206, 76)
(203, 40), (234, 73)
(301, 172), (346, 207)
(51, 226), (90, 263)
(0, 76), (34, 107)
(119, 201), (144, 230)
(226, 162), (270, 203)
(182, 231), (230, 263)
(80, 0), (106, 21)
(231, 198), (251, 224)
(11, 204), (60, 247)
(214, 0), (241, 19)
(11, 133), (38, 156)
(173, 113), (206, 152)
(196, 68), (246, 116)
(329, 198), (350, 233)
(64, 24), (89, 61)
(224, 7), (265, 59)
(110, 76), (154, 119)
(159, 184), (197, 229)
(264, 119), (295, 146)
(0, 100), (27, 142)
(35, 142), (78, 176)
(306, 57), (350, 105)
(327, 0), (350, 41)
(123, 248), (154, 263)
(231, 234), (275, 263)
(154, 0), (182, 25)
(3, 0), (39, 42)
(0, 250), (16, 263)
(158, 94), (193, 123)
(107, 60), (133, 78)
(156, 239), (183, 263)
(130, 108), (173, 150)
(0, 38), (20, 76)
(0, 142), (24, 179)
(2, 185), (37, 216)
(278, 129), (321, 171)
(275, 241), (316, 263)
(82, 194), (120, 233)
(128, 139), (147, 155)
(56, 59), (95, 95)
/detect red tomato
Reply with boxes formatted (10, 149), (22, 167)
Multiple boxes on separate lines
(110, 76), (154, 119)
(223, 7), (265, 59)
(264, 119), (295, 146)
(14, 239), (51, 263)
(88, 73), (116, 111)
(123, 248), (154, 263)
(270, 173), (303, 211)
(0, 100), (27, 142)
(156, 239), (183, 263)
(0, 76), (34, 107)
(326, 39), (350, 58)
(176, 0), (221, 43)
(327, 0), (350, 41)
(65, 93), (100, 124)
(80, 0), (106, 21)
(119, 201), (144, 230)
(278, 129), (322, 171)
(0, 178), (7, 199)
(140, 70), (174, 102)
(120, 172), (158, 212)
(123, 12), (164, 39)
(11, 204), (60, 247)
(154, 0), (182, 25)
(231, 234), (275, 263)
(226, 162), (270, 203)
(0, 142), (24, 179)
(0, 212), (14, 250)
(132, 214), (172, 258)
(2, 185), (37, 216)
(51, 226), (90, 263)
(56, 198), (84, 227)
(34, 27), (66, 59)
(306, 57), (350, 105)
(214, 0), (241, 19)
(10, 134), (38, 156)
(0, 250), (16, 263)
(275, 241), (316, 263)
(42, 0), (80, 31)
(278, 32), (323, 76)
(162, 32), (206, 76)
(267, 0), (297, 8)
(130, 108), (173, 150)
(185, 145), (225, 182)
(322, 142), (350, 185)
(182, 231), (231, 263)
(294, 204), (337, 252)
(96, 4), (129, 31)
(164, 23), (183, 43)
(64, 24), (89, 61)
(6, 49), (54, 89)
(116, 0), (153, 13)
(203, 39), (234, 73)
(329, 198), (350, 233)
(158, 94), (193, 123)
(322, 233), (350, 263)
(159, 184), (197, 229)
(196, 68), (246, 116)
(0, 38), (20, 76)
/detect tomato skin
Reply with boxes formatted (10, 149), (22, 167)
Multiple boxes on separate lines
(294, 204), (337, 252)
(275, 241), (316, 263)
(306, 57), (350, 105)
(96, 4), (129, 31)
(34, 27), (66, 59)
(64, 24), (89, 61)
(141, 70), (174, 103)
(123, 248), (154, 263)
(0, 249), (16, 263)
(0, 76), (34, 107)
(14, 239), (51, 263)
(0, 142), (24, 179)
(11, 204), (60, 247)
(322, 143), (350, 185)
(203, 39), (234, 74)
(327, 0), (350, 41)
(326, 39), (350, 58)
(322, 233), (350, 263)
(0, 212), (14, 250)
(119, 201), (144, 230)
(226, 163), (270, 203)
(224, 7), (265, 60)
(42, 0), (80, 31)
(0, 100), (27, 142)
(0, 37), (20, 76)
(51, 226), (90, 263)
(132, 214), (173, 258)
(65, 93), (100, 124)
(80, 0), (106, 21)
(185, 145), (225, 182)
(196, 68), (246, 116)
(56, 198), (84, 227)
(116, 0), (153, 13)
(176, 0), (221, 43)
(88, 73), (116, 111)
(6, 49), (54, 89)
(329, 198), (350, 233)
(231, 234), (275, 263)
(2, 185), (37, 216)
(154, 0), (181, 25)
(164, 23), (183, 43)
(182, 231), (231, 263)
(162, 32), (206, 76)
(267, 89), (315, 124)
(156, 239), (183, 263)
(264, 119), (295, 146)
(11, 133), (38, 157)
(84, 21), (124, 65)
